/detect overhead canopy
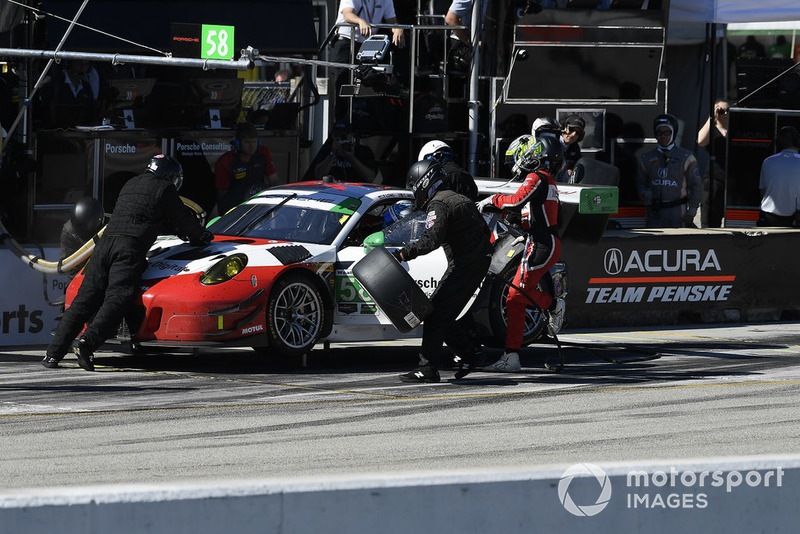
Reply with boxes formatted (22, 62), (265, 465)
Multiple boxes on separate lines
(670, 0), (800, 24)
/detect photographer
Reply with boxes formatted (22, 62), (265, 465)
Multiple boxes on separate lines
(314, 121), (377, 182)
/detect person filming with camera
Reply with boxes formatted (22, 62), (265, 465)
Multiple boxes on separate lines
(314, 121), (377, 182)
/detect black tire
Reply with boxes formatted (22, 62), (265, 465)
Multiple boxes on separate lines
(262, 272), (325, 357)
(486, 259), (546, 348)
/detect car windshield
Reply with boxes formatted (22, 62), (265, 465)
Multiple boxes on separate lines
(208, 200), (355, 245)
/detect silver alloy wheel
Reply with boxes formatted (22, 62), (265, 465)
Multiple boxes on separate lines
(273, 281), (322, 350)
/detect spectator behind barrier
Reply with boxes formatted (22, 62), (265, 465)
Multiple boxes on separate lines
(213, 122), (280, 216)
(757, 126), (800, 228)
(313, 121), (377, 183)
(697, 99), (729, 228)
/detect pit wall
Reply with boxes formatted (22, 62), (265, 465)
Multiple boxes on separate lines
(2, 457), (798, 534)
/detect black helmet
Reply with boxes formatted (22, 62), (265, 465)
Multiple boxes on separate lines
(71, 196), (105, 240)
(146, 154), (184, 191)
(407, 160), (446, 210)
(513, 136), (564, 175)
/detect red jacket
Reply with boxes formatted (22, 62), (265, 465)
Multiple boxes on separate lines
(490, 170), (559, 241)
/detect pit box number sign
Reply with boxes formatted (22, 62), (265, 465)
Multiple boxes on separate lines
(202, 25), (235, 60)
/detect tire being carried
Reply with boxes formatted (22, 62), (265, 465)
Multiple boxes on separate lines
(263, 272), (325, 357)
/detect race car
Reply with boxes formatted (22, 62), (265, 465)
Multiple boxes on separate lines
(64, 181), (556, 357)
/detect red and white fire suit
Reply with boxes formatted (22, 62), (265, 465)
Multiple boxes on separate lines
(485, 169), (560, 351)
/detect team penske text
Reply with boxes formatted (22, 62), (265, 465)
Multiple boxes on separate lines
(590, 247), (733, 304)
(586, 285), (732, 303)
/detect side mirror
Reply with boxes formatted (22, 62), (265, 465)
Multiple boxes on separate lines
(362, 231), (385, 254)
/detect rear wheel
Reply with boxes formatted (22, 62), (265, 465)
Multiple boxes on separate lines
(486, 259), (546, 347)
(261, 273), (325, 357)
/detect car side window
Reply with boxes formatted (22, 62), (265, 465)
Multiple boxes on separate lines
(341, 200), (398, 247)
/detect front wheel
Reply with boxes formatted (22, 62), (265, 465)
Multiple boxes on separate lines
(486, 259), (547, 348)
(261, 273), (325, 358)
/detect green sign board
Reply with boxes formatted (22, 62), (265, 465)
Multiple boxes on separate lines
(578, 187), (619, 215)
(201, 24), (235, 60)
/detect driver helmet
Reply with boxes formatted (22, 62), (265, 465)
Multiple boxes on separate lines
(406, 160), (446, 210)
(417, 140), (453, 163)
(504, 134), (533, 169)
(531, 116), (562, 141)
(383, 201), (414, 228)
(512, 135), (564, 176)
(71, 196), (105, 240)
(146, 154), (184, 191)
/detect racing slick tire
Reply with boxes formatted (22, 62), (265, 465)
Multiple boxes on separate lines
(261, 272), (326, 358)
(352, 246), (433, 333)
(485, 259), (547, 348)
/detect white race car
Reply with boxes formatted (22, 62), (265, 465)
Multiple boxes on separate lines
(66, 181), (591, 357)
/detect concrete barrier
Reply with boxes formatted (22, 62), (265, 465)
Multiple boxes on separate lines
(2, 456), (799, 533)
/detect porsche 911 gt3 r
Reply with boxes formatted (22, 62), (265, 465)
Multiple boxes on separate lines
(65, 181), (549, 357)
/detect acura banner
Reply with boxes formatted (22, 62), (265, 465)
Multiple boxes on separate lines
(562, 228), (800, 327)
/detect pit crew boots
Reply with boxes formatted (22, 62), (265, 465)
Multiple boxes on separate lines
(453, 350), (485, 379)
(399, 365), (441, 383)
(73, 338), (95, 372)
(41, 354), (63, 369)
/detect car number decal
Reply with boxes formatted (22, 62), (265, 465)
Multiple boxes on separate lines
(335, 270), (373, 305)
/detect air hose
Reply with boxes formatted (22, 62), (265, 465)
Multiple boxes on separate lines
(0, 196), (206, 275)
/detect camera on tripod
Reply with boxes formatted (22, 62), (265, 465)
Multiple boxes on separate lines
(351, 35), (394, 94)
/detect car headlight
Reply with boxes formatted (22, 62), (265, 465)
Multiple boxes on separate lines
(200, 253), (248, 285)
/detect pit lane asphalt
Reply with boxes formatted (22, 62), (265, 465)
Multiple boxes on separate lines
(2, 322), (800, 491)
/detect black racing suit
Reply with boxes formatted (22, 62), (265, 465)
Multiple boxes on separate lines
(47, 172), (211, 359)
(441, 160), (479, 201)
(399, 189), (492, 369)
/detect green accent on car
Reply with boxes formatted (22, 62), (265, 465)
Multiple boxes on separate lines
(362, 231), (385, 254)
(331, 197), (362, 215)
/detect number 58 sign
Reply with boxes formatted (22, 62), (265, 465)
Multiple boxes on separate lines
(201, 24), (235, 60)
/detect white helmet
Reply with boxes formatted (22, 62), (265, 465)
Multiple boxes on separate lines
(531, 116), (562, 141)
(417, 140), (452, 162)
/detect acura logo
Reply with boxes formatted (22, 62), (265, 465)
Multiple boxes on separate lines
(604, 248), (623, 275)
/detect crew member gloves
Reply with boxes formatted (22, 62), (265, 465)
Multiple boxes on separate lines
(476, 196), (495, 213)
